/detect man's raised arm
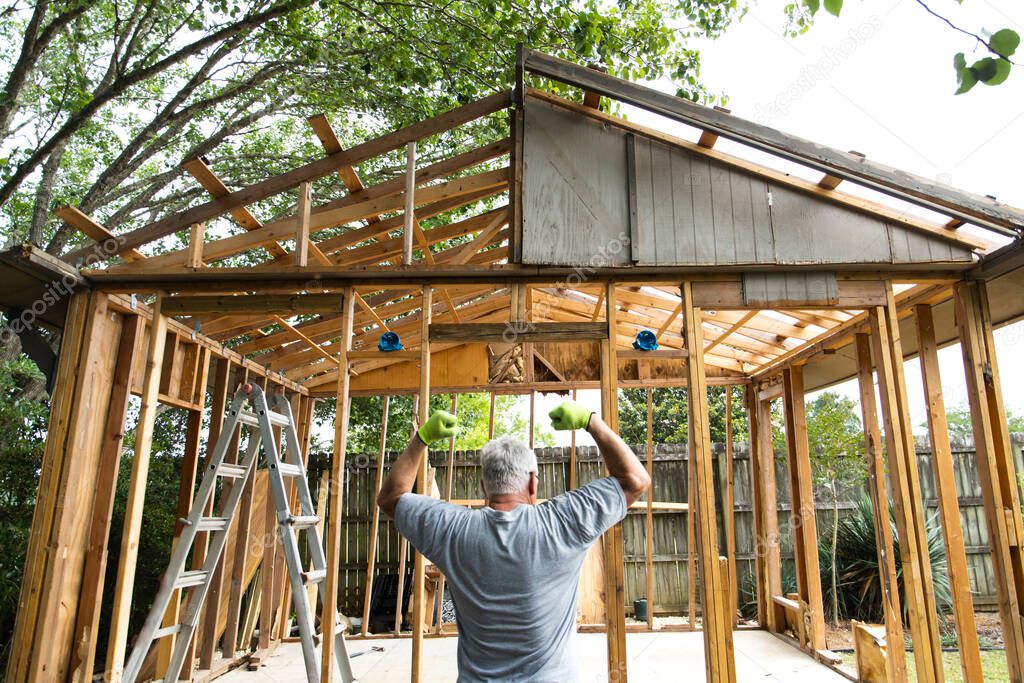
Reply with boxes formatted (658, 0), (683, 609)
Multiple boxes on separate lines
(376, 410), (457, 518)
(549, 401), (651, 505)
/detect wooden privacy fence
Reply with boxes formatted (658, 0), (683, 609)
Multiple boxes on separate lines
(315, 433), (1024, 619)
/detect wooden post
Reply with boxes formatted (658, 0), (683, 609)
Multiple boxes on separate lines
(955, 280), (1024, 682)
(600, 282), (628, 683)
(854, 333), (907, 683)
(569, 388), (578, 490)
(487, 391), (496, 440)
(402, 142), (416, 265)
(743, 384), (769, 628)
(528, 391), (535, 449)
(215, 365), (251, 664)
(361, 395), (391, 637)
(435, 394), (458, 632)
(295, 181), (312, 266)
(105, 294), (169, 683)
(411, 285), (433, 683)
(67, 313), (142, 683)
(868, 298), (945, 683)
(915, 304), (984, 682)
(687, 421), (697, 630)
(682, 281), (736, 683)
(781, 366), (826, 652)
(645, 386), (655, 631)
(320, 287), (355, 683)
(724, 387), (737, 628)
(156, 346), (211, 677)
(186, 222), (205, 268)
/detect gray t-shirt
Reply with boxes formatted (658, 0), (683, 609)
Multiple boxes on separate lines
(394, 477), (627, 682)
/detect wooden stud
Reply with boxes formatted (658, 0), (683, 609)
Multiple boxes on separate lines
(403, 143), (417, 266)
(156, 346), (210, 677)
(645, 384), (655, 631)
(682, 280), (737, 683)
(186, 222), (205, 268)
(435, 394), (458, 632)
(854, 333), (907, 683)
(320, 287), (355, 683)
(687, 414), (697, 631)
(487, 392), (496, 440)
(67, 313), (143, 682)
(724, 387), (738, 628)
(211, 364), (251, 665)
(955, 280), (1024, 681)
(411, 286), (433, 682)
(781, 366), (826, 652)
(569, 388), (577, 490)
(743, 384), (768, 628)
(915, 304), (984, 682)
(104, 295), (169, 683)
(295, 181), (312, 266)
(361, 396), (391, 637)
(868, 300), (945, 683)
(600, 282), (629, 683)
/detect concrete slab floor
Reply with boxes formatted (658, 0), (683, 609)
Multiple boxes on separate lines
(220, 630), (849, 682)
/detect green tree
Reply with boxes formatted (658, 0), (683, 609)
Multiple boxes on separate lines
(930, 403), (1024, 440)
(0, 0), (745, 255)
(0, 358), (47, 668)
(805, 391), (867, 625)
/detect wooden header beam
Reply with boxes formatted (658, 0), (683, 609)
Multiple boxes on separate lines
(428, 321), (607, 343)
(522, 49), (1022, 237)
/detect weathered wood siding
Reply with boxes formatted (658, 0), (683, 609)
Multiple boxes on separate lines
(521, 97), (974, 267)
(521, 100), (631, 266)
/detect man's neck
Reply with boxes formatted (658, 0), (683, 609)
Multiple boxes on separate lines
(486, 492), (534, 511)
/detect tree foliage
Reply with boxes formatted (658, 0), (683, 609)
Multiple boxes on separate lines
(0, 0), (747, 255)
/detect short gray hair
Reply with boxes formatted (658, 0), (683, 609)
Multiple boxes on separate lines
(480, 436), (537, 495)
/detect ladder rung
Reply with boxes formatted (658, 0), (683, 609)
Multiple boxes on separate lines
(197, 517), (230, 532)
(276, 463), (304, 477)
(238, 409), (289, 428)
(302, 569), (326, 585)
(287, 515), (320, 529)
(218, 463), (248, 479)
(153, 624), (181, 640)
(174, 570), (209, 589)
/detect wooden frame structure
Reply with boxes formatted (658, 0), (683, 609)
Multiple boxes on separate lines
(5, 47), (1024, 683)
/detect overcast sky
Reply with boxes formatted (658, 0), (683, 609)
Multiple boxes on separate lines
(542, 0), (1024, 446)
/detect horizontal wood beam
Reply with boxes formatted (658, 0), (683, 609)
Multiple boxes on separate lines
(161, 293), (343, 316)
(56, 207), (146, 262)
(84, 266), (969, 293)
(429, 321), (607, 343)
(523, 50), (1022, 236)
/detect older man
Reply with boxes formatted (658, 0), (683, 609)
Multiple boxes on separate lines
(377, 399), (650, 683)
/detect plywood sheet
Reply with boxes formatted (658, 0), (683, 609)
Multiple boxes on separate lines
(522, 100), (631, 266)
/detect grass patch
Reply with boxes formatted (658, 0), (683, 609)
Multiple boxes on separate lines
(841, 650), (1008, 682)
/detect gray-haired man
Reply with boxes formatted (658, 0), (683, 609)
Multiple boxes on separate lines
(377, 400), (651, 682)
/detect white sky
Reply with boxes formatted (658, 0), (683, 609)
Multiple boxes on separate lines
(538, 0), (1024, 446)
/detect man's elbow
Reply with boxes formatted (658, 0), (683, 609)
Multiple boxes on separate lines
(377, 488), (400, 518)
(619, 469), (651, 501)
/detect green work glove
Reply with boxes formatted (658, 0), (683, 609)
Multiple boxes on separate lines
(548, 400), (594, 431)
(418, 410), (457, 444)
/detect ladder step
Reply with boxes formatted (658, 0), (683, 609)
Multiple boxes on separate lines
(302, 569), (326, 585)
(276, 463), (304, 477)
(287, 515), (320, 529)
(153, 624), (180, 639)
(197, 517), (230, 532)
(218, 463), (249, 479)
(237, 409), (289, 428)
(174, 570), (209, 589)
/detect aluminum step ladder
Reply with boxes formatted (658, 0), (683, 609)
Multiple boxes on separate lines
(123, 383), (354, 683)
